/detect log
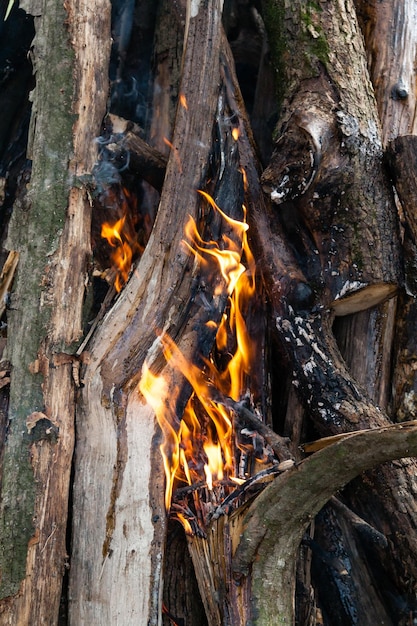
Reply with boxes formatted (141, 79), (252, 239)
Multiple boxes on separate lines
(69, 3), (229, 623)
(261, 0), (401, 316)
(186, 421), (417, 624)
(103, 114), (168, 193)
(220, 4), (417, 617)
(354, 0), (417, 143)
(0, 0), (110, 621)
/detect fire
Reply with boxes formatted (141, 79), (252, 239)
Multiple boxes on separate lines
(100, 189), (142, 292)
(139, 183), (258, 526)
(179, 93), (188, 110)
(139, 363), (180, 510)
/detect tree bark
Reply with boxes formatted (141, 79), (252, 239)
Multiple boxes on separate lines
(0, 0), (110, 622)
(69, 3), (229, 623)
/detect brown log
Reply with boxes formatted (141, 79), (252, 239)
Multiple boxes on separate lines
(0, 0), (111, 621)
(105, 114), (168, 193)
(261, 0), (401, 316)
(354, 0), (417, 143)
(187, 421), (417, 624)
(234, 3), (417, 617)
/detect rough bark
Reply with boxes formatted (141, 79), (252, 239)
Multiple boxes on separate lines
(0, 0), (110, 622)
(1, 1), (417, 624)
(354, 0), (417, 144)
(261, 0), (401, 316)
(186, 421), (417, 624)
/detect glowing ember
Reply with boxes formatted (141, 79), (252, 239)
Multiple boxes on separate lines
(139, 185), (258, 528)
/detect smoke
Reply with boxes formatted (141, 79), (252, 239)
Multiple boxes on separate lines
(92, 134), (130, 193)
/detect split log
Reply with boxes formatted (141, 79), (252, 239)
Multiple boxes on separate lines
(354, 0), (417, 144)
(103, 114), (168, 193)
(0, 0), (110, 622)
(261, 0), (401, 316)
(69, 3), (234, 623)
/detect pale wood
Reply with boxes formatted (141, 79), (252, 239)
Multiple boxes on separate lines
(354, 0), (417, 143)
(186, 421), (417, 624)
(69, 3), (226, 623)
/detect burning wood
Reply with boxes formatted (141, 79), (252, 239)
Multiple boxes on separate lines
(97, 186), (144, 292)
(138, 190), (291, 536)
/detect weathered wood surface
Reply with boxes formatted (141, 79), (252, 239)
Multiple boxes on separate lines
(187, 421), (417, 624)
(0, 0), (110, 623)
(69, 3), (229, 624)
(261, 0), (401, 316)
(354, 0), (417, 144)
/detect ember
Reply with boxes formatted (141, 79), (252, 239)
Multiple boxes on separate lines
(139, 189), (276, 533)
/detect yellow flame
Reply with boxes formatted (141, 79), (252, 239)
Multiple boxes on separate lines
(101, 190), (143, 292)
(176, 513), (193, 535)
(139, 363), (180, 510)
(179, 93), (188, 110)
(138, 189), (256, 511)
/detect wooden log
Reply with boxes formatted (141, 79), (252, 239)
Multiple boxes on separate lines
(104, 114), (168, 193)
(232, 420), (417, 623)
(185, 421), (417, 624)
(0, 0), (111, 622)
(260, 0), (401, 316)
(219, 8), (417, 619)
(69, 3), (228, 623)
(354, 0), (417, 143)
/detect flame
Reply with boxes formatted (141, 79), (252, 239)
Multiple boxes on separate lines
(100, 189), (142, 292)
(176, 513), (192, 535)
(179, 93), (188, 110)
(232, 127), (240, 141)
(138, 184), (257, 522)
(139, 363), (180, 510)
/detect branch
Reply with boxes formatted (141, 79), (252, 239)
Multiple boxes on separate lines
(232, 420), (417, 623)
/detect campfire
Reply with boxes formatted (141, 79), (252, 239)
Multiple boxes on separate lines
(96, 186), (283, 536)
(92, 107), (293, 551)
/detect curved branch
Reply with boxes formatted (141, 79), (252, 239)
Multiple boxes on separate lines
(233, 420), (417, 623)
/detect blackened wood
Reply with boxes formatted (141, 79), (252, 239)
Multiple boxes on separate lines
(70, 3), (232, 623)
(387, 135), (417, 246)
(233, 420), (417, 623)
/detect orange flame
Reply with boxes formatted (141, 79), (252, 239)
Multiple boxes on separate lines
(100, 190), (142, 292)
(179, 93), (188, 110)
(139, 362), (180, 510)
(138, 186), (256, 519)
